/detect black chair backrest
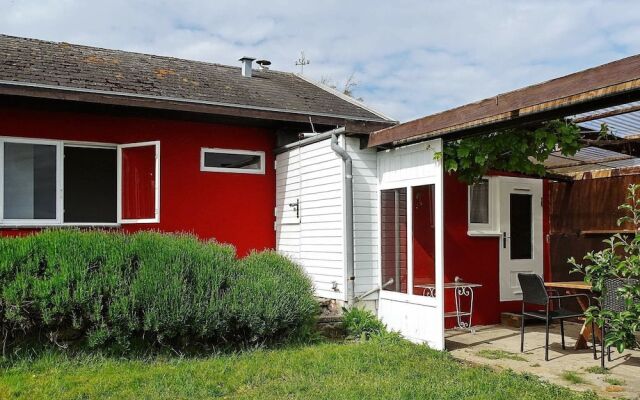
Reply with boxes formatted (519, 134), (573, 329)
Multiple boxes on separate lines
(603, 278), (639, 312)
(518, 273), (549, 306)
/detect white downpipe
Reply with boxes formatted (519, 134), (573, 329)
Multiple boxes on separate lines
(330, 133), (355, 305)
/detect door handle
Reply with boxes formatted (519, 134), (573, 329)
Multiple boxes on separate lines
(288, 199), (300, 218)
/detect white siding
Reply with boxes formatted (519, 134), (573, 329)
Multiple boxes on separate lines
(378, 141), (441, 187)
(345, 137), (379, 297)
(275, 138), (346, 300)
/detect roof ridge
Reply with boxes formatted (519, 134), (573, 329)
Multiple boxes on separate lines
(294, 73), (396, 122)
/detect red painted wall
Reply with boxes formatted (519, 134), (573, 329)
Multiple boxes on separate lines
(0, 103), (276, 257)
(442, 173), (550, 327)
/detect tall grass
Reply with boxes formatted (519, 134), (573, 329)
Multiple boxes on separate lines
(0, 230), (317, 353)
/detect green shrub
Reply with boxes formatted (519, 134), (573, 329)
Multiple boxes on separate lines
(0, 230), (316, 353)
(342, 307), (387, 340)
(227, 251), (318, 344)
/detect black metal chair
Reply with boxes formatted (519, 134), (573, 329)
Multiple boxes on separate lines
(518, 273), (597, 361)
(599, 277), (638, 368)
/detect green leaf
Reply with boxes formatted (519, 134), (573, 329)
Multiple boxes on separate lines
(433, 119), (581, 185)
(457, 146), (470, 158)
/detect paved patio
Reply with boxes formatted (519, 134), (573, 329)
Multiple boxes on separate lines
(446, 323), (640, 399)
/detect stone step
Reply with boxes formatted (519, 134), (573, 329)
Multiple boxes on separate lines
(316, 315), (344, 339)
(500, 312), (547, 328)
(501, 312), (522, 328)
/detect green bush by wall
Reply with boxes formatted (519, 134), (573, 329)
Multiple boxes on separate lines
(0, 230), (317, 353)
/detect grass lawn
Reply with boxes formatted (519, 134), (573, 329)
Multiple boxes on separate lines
(0, 340), (598, 400)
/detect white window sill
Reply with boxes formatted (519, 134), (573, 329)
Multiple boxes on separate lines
(0, 223), (122, 229)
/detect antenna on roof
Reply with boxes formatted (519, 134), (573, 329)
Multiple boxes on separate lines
(295, 51), (310, 74)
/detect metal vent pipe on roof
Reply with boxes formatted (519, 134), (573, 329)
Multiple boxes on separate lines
(239, 57), (256, 77)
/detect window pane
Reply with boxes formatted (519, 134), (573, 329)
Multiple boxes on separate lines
(413, 185), (436, 295)
(203, 151), (261, 170)
(469, 179), (489, 224)
(510, 193), (532, 260)
(122, 145), (156, 220)
(64, 147), (117, 223)
(381, 188), (407, 293)
(4, 142), (57, 220)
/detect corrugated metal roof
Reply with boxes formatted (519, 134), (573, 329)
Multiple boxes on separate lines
(546, 103), (640, 177)
(544, 146), (639, 175)
(572, 101), (640, 138)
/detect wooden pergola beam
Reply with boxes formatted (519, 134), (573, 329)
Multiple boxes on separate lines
(369, 53), (640, 148)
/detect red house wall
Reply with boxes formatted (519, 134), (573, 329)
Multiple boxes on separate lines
(0, 103), (276, 257)
(442, 173), (551, 327)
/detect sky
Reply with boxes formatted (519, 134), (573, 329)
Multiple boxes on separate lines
(1, 0), (640, 122)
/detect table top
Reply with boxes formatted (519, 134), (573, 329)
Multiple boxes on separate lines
(544, 281), (592, 290)
(415, 282), (482, 289)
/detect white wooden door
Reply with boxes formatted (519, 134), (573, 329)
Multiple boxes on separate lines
(275, 148), (301, 261)
(499, 177), (543, 301)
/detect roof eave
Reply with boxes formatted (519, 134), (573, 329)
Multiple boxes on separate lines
(0, 80), (395, 131)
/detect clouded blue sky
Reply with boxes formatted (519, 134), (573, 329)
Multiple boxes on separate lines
(2, 0), (639, 122)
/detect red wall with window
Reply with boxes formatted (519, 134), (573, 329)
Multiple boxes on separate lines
(442, 173), (551, 327)
(0, 103), (276, 257)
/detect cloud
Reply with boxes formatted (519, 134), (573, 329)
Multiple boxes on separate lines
(1, 0), (639, 122)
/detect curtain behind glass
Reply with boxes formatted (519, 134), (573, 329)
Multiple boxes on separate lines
(4, 142), (57, 220)
(469, 179), (489, 224)
(380, 188), (407, 293)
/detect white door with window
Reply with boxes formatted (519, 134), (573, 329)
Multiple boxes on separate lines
(498, 177), (543, 301)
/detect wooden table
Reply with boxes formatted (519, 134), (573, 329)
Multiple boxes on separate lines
(544, 281), (596, 350)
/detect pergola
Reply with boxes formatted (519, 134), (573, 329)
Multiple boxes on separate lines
(368, 54), (640, 180)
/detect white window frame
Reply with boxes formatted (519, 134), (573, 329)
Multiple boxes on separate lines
(200, 147), (265, 175)
(378, 177), (440, 307)
(0, 136), (161, 227)
(0, 137), (63, 226)
(117, 141), (161, 224)
(467, 176), (500, 236)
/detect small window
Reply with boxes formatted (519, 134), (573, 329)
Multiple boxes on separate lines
(467, 177), (499, 236)
(201, 148), (265, 174)
(469, 179), (489, 224)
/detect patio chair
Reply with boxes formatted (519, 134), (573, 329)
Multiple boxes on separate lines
(518, 273), (597, 361)
(599, 277), (639, 368)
